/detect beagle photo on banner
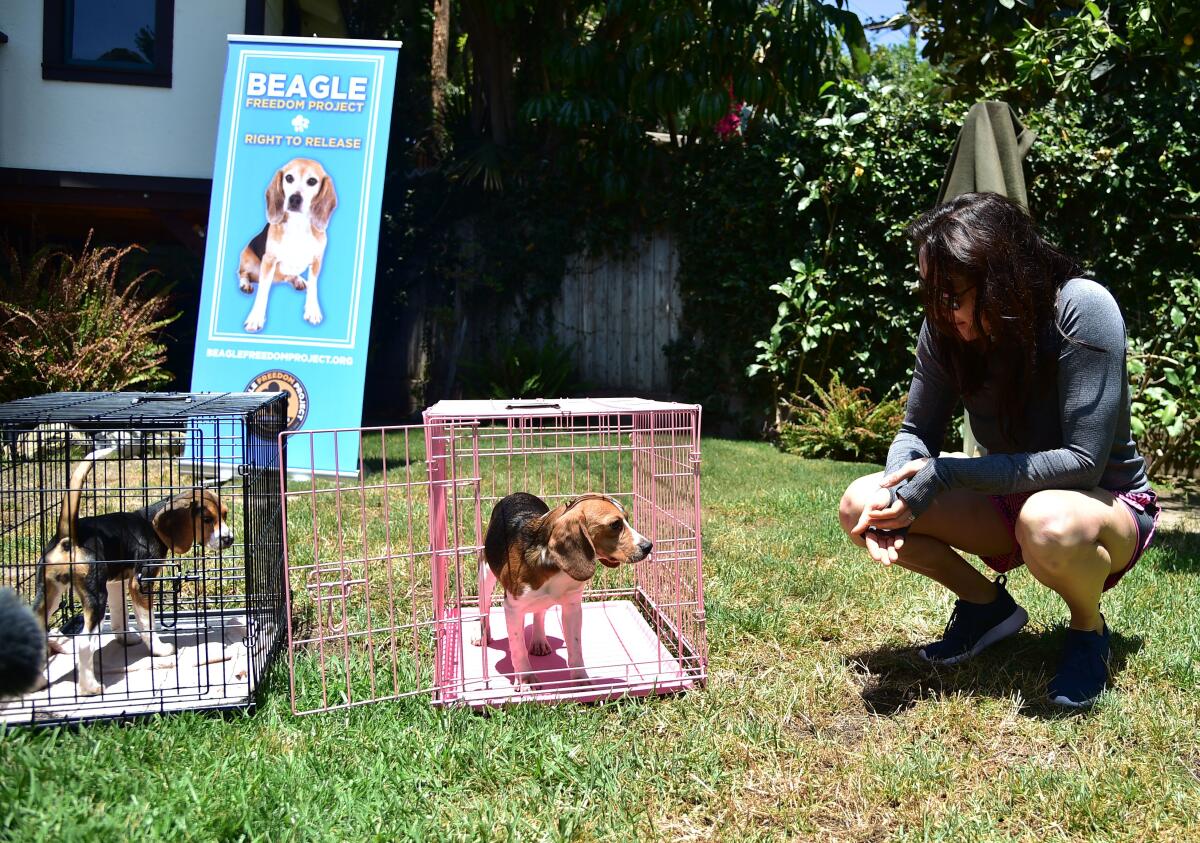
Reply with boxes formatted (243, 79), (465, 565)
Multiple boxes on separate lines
(239, 157), (337, 333)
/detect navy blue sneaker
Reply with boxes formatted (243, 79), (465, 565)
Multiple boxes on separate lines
(919, 575), (1029, 665)
(1048, 621), (1111, 708)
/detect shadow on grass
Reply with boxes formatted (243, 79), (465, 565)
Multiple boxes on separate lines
(1148, 528), (1200, 574)
(844, 627), (1143, 720)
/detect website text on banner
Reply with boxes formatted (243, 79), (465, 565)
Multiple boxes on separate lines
(190, 35), (400, 475)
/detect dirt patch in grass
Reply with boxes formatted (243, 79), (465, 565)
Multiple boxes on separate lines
(1156, 477), (1200, 532)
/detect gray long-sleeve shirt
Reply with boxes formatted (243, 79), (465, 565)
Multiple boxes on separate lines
(887, 278), (1150, 515)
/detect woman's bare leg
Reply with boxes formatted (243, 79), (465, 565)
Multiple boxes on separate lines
(839, 472), (1015, 602)
(1015, 489), (1138, 633)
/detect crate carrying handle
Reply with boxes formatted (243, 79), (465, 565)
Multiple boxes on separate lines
(131, 395), (194, 404)
(504, 402), (560, 409)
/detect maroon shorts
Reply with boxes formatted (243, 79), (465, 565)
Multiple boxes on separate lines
(981, 489), (1160, 591)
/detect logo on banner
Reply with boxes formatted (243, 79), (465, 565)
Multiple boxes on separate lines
(246, 369), (309, 430)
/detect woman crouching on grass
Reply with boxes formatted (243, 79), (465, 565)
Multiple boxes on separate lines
(839, 191), (1159, 708)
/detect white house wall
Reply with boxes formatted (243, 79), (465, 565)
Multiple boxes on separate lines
(0, 0), (248, 179)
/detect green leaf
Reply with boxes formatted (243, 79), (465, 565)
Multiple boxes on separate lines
(1161, 401), (1178, 426)
(820, 4), (870, 74)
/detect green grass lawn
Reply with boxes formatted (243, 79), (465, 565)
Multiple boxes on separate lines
(3, 439), (1199, 842)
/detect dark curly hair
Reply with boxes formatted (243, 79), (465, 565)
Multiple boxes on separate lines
(906, 192), (1086, 439)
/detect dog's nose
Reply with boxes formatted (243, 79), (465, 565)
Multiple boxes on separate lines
(287, 192), (303, 210)
(221, 534), (235, 549)
(638, 539), (653, 556)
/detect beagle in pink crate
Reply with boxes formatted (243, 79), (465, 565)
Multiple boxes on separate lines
(476, 493), (652, 687)
(238, 157), (337, 333)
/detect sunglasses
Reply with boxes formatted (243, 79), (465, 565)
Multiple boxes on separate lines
(939, 284), (976, 311)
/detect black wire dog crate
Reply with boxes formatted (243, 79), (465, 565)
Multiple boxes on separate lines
(0, 392), (286, 725)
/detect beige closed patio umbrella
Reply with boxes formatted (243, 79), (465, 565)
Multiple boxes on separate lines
(936, 101), (1037, 456)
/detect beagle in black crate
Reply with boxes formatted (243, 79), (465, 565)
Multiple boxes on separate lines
(238, 157), (337, 333)
(476, 493), (652, 687)
(31, 448), (234, 695)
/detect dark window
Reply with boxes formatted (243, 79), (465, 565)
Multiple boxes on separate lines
(43, 0), (174, 87)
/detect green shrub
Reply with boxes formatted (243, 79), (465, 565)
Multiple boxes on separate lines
(740, 27), (1200, 470)
(459, 335), (585, 400)
(777, 374), (906, 463)
(1128, 276), (1200, 479)
(0, 236), (178, 402)
(671, 42), (951, 433)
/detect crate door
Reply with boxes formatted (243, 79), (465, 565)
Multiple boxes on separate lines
(280, 424), (482, 714)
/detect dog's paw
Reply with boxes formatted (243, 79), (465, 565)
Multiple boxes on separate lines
(529, 638), (552, 657)
(508, 661), (536, 688)
(244, 312), (266, 332)
(150, 639), (175, 657)
(472, 619), (491, 647)
(303, 303), (323, 325)
(78, 675), (103, 696)
(238, 279), (254, 293)
(569, 668), (588, 682)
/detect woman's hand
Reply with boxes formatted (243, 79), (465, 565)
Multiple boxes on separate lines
(880, 457), (929, 489)
(864, 525), (906, 566)
(849, 469), (923, 564)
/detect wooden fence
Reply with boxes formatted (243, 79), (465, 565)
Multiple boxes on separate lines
(534, 233), (681, 394)
(379, 232), (683, 420)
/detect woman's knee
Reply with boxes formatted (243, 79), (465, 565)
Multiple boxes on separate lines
(1015, 491), (1095, 571)
(838, 472), (885, 541)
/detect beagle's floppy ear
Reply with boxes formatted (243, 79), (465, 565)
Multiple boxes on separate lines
(311, 171), (337, 232)
(266, 169), (286, 224)
(152, 495), (199, 555)
(547, 509), (596, 582)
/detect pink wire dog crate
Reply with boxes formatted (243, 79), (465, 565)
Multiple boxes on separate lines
(280, 398), (705, 712)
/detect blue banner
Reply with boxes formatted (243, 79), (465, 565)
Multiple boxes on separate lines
(190, 35), (400, 475)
